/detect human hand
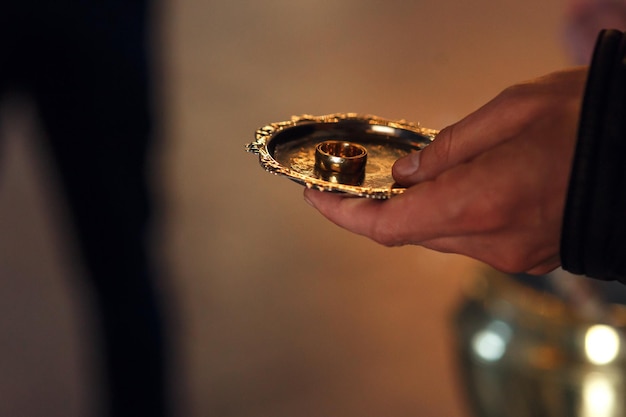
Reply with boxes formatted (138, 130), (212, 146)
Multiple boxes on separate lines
(304, 67), (587, 275)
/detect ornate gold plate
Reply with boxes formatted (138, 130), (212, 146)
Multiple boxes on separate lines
(246, 113), (437, 199)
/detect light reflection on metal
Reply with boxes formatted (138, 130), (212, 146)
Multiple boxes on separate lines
(585, 324), (620, 365)
(471, 320), (512, 362)
(246, 113), (437, 199)
(455, 270), (626, 417)
(369, 125), (396, 135)
(314, 140), (367, 185)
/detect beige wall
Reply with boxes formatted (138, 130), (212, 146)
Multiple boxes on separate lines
(0, 0), (570, 416)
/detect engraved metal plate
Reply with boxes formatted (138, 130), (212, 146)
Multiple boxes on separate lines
(246, 113), (437, 199)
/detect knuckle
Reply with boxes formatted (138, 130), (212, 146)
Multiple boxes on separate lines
(431, 125), (455, 164)
(369, 216), (403, 247)
(495, 83), (550, 122)
(441, 189), (511, 235)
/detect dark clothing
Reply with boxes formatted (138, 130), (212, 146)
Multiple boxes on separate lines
(562, 29), (626, 284)
(0, 2), (169, 416)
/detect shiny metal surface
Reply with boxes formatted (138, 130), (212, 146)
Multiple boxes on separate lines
(314, 141), (368, 185)
(246, 113), (436, 199)
(314, 141), (367, 175)
(454, 271), (626, 417)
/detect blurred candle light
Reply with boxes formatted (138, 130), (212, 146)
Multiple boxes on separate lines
(585, 324), (620, 365)
(582, 372), (616, 417)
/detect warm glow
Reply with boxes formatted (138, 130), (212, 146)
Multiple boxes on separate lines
(582, 372), (616, 417)
(585, 325), (620, 365)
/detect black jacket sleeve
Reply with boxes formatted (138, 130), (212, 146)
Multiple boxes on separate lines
(561, 29), (626, 283)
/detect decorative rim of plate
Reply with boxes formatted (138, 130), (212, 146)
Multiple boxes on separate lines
(246, 113), (437, 199)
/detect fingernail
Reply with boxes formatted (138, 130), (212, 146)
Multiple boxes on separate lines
(393, 151), (420, 177)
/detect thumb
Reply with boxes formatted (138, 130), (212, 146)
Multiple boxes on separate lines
(392, 91), (524, 186)
(391, 124), (459, 185)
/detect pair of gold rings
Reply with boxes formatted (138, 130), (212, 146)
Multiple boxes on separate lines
(314, 140), (368, 185)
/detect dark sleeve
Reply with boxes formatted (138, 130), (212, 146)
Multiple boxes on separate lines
(561, 29), (626, 283)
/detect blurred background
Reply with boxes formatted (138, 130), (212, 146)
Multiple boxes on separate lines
(0, 0), (580, 416)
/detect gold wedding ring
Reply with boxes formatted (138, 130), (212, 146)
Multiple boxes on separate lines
(314, 140), (368, 185)
(314, 140), (368, 175)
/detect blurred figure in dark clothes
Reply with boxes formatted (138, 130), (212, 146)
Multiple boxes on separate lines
(0, 1), (170, 416)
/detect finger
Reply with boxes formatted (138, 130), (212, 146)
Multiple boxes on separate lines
(392, 90), (531, 186)
(303, 176), (469, 247)
(305, 120), (561, 248)
(303, 189), (396, 245)
(303, 188), (386, 238)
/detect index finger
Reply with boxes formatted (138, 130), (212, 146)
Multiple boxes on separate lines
(303, 181), (461, 246)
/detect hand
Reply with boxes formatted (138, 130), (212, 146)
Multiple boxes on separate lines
(304, 67), (587, 275)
